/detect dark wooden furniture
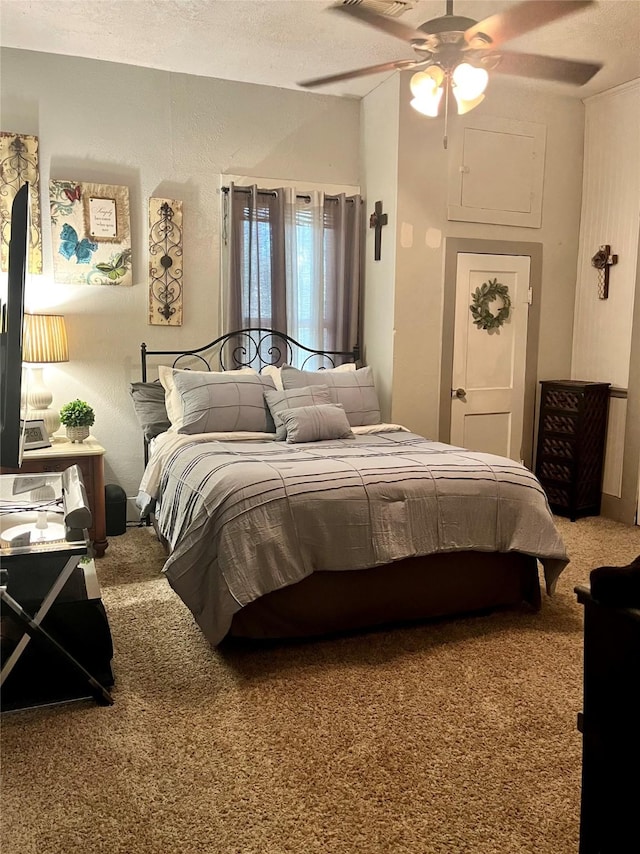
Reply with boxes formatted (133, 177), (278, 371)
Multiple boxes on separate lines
(1, 437), (108, 557)
(229, 551), (541, 641)
(535, 380), (610, 520)
(575, 585), (639, 853)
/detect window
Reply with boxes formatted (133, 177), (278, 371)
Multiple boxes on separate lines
(223, 183), (363, 357)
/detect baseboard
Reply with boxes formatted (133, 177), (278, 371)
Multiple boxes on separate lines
(601, 492), (638, 526)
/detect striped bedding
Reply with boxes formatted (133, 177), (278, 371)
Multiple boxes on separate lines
(139, 431), (568, 645)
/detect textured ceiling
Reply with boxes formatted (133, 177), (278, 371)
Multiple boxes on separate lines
(1, 0), (639, 99)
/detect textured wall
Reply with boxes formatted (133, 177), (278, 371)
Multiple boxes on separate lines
(572, 80), (640, 508)
(360, 74), (400, 423)
(572, 81), (640, 387)
(1, 48), (361, 516)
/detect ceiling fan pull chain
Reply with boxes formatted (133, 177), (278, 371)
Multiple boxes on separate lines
(443, 76), (450, 150)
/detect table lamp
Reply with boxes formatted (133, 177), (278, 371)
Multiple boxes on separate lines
(22, 313), (69, 438)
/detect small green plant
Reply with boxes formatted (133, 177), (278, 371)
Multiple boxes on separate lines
(59, 399), (95, 427)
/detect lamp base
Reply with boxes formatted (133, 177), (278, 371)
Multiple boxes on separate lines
(25, 366), (60, 439)
(26, 406), (61, 439)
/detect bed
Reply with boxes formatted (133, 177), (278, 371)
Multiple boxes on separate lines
(131, 328), (568, 646)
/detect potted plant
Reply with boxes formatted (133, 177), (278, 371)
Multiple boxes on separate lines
(59, 399), (95, 443)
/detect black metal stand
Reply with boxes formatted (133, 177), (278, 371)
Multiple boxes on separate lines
(0, 581), (113, 706)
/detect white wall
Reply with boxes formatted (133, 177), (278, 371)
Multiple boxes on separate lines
(573, 80), (640, 386)
(1, 48), (361, 516)
(360, 74), (400, 422)
(572, 79), (640, 513)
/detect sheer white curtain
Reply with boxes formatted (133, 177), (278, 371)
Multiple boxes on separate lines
(284, 188), (325, 354)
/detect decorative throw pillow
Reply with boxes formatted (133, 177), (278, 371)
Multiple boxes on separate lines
(264, 384), (332, 440)
(278, 404), (354, 444)
(172, 371), (276, 434)
(261, 361), (356, 392)
(280, 364), (381, 427)
(129, 382), (171, 441)
(159, 365), (257, 429)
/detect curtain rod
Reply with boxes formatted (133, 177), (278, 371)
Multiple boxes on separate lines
(221, 186), (361, 203)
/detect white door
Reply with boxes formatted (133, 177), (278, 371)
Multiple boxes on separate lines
(451, 253), (531, 461)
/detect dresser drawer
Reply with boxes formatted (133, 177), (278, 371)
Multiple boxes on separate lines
(542, 387), (583, 412)
(541, 412), (579, 436)
(539, 435), (576, 459)
(539, 460), (573, 483)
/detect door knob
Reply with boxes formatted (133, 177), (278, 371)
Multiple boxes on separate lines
(452, 387), (466, 400)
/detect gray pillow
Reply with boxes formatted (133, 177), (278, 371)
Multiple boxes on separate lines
(172, 371), (276, 434)
(264, 384), (332, 440)
(129, 382), (171, 441)
(280, 365), (381, 427)
(278, 404), (354, 444)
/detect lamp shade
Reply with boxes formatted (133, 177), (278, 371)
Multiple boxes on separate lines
(452, 63), (489, 100)
(22, 313), (69, 363)
(410, 67), (445, 118)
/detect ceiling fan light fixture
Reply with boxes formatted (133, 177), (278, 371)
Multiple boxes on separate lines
(409, 66), (444, 97)
(306, 0), (603, 130)
(452, 91), (485, 114)
(451, 62), (489, 99)
(410, 88), (444, 117)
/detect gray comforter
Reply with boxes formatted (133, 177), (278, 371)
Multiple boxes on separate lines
(148, 432), (568, 645)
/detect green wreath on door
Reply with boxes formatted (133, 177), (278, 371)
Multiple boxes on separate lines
(469, 279), (511, 331)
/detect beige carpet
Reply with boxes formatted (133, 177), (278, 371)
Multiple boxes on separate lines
(1, 516), (639, 854)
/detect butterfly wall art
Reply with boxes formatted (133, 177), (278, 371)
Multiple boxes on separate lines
(58, 224), (98, 264)
(49, 179), (132, 286)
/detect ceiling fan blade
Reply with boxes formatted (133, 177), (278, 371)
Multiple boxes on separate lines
(465, 0), (594, 49)
(492, 50), (602, 85)
(330, 3), (427, 43)
(299, 59), (423, 89)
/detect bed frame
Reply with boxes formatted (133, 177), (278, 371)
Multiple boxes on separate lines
(141, 326), (360, 380)
(140, 327), (359, 464)
(139, 328), (542, 643)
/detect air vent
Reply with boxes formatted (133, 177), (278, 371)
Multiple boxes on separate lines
(341, 0), (414, 18)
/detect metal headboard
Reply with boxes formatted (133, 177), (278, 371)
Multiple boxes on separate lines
(139, 327), (360, 463)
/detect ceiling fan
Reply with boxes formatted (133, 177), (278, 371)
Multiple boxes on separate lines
(299, 0), (602, 138)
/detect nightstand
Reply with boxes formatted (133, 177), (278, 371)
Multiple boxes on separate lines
(1, 437), (108, 557)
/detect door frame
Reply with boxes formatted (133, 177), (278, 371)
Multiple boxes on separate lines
(440, 238), (543, 469)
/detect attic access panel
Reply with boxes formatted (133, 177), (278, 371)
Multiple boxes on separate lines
(448, 116), (546, 228)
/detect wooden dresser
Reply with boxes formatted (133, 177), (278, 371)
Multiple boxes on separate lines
(535, 380), (610, 520)
(1, 436), (108, 557)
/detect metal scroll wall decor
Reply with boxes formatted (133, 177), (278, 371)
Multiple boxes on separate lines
(148, 198), (183, 326)
(0, 131), (43, 274)
(49, 180), (132, 286)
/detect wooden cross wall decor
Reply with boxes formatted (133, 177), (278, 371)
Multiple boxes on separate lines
(591, 244), (618, 300)
(369, 200), (388, 261)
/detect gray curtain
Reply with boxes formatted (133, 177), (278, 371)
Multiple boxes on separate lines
(323, 192), (363, 353)
(225, 183), (287, 334)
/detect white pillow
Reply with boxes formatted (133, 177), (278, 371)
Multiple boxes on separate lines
(261, 361), (356, 392)
(158, 365), (257, 429)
